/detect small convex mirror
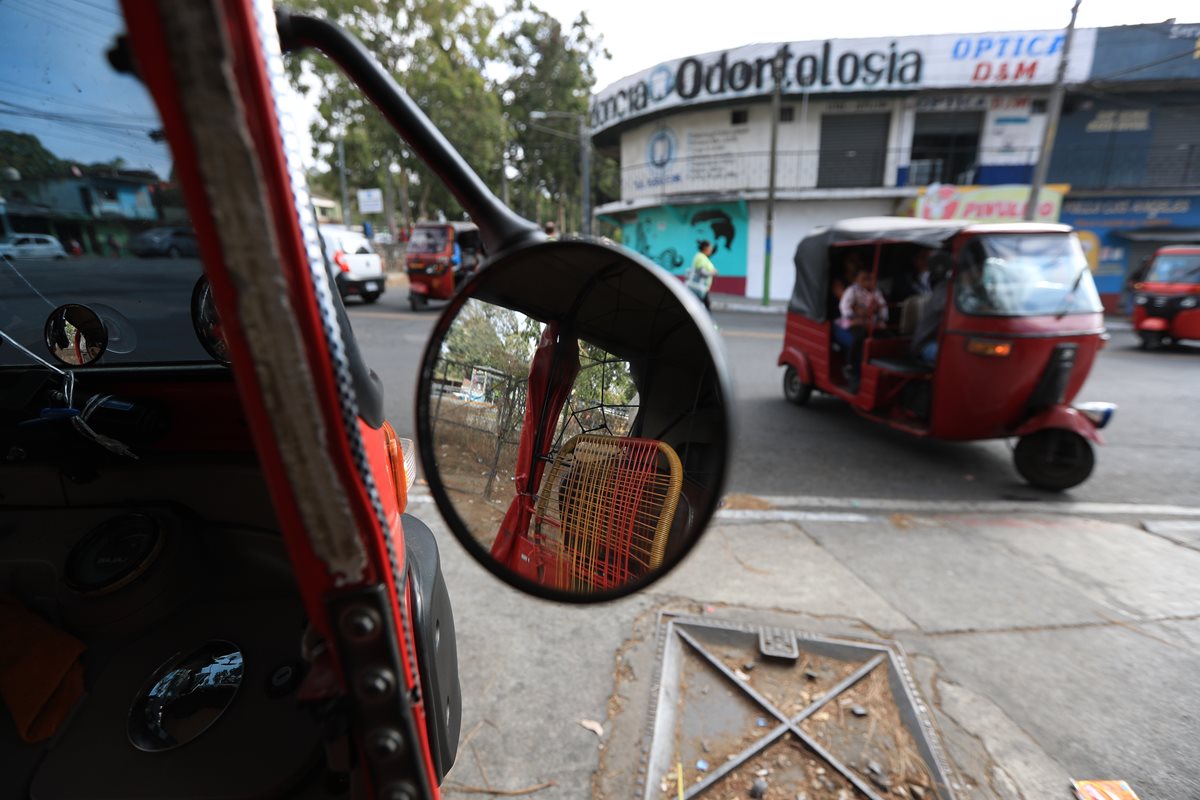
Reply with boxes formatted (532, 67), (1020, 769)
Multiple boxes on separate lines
(417, 239), (731, 601)
(191, 276), (230, 364)
(45, 304), (108, 366)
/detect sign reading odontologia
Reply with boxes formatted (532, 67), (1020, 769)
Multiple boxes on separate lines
(590, 29), (1097, 134)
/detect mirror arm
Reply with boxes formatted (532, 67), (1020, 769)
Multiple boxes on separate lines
(276, 11), (544, 256)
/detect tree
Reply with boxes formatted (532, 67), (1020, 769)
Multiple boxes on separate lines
(0, 130), (63, 179)
(498, 3), (608, 231)
(286, 0), (508, 223)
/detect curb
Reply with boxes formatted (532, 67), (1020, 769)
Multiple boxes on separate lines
(711, 301), (788, 315)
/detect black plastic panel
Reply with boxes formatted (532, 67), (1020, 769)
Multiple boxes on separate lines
(402, 513), (461, 781)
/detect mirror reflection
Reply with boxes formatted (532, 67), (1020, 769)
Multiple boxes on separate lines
(421, 242), (729, 598)
(45, 303), (108, 365)
(191, 276), (229, 363)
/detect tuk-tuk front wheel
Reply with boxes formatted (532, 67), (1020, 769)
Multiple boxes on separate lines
(783, 366), (812, 406)
(1014, 429), (1095, 491)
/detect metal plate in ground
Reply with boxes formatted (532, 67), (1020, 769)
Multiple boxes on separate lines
(639, 615), (959, 800)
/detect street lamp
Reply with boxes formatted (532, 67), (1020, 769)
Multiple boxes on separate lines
(529, 110), (592, 236)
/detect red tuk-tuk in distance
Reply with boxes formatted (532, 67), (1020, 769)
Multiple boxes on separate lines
(405, 221), (484, 310)
(778, 217), (1115, 491)
(1132, 245), (1200, 349)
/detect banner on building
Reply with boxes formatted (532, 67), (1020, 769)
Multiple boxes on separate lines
(909, 183), (1069, 223)
(591, 29), (1097, 134)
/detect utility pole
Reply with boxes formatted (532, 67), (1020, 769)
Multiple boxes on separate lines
(1025, 0), (1081, 221)
(337, 137), (351, 226)
(530, 110), (591, 235)
(579, 114), (592, 236)
(762, 47), (784, 306)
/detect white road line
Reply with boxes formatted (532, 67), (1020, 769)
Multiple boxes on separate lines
(717, 510), (872, 523)
(406, 489), (1200, 521)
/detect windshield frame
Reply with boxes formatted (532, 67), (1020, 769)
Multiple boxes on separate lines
(408, 226), (451, 255)
(952, 232), (1104, 319)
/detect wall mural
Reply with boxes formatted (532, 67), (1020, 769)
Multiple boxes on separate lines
(619, 201), (748, 294)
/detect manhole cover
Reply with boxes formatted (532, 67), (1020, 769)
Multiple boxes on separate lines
(639, 615), (958, 800)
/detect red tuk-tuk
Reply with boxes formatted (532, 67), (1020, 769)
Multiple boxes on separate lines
(405, 221), (484, 310)
(778, 217), (1115, 491)
(1132, 245), (1200, 349)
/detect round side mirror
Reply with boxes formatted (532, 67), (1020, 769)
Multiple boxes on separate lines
(45, 304), (108, 366)
(191, 276), (230, 364)
(416, 239), (732, 602)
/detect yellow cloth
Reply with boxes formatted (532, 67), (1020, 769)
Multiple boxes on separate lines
(0, 597), (85, 743)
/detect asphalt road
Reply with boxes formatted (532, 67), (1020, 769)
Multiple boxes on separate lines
(348, 290), (1200, 508)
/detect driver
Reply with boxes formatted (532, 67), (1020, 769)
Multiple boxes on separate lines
(911, 252), (954, 366)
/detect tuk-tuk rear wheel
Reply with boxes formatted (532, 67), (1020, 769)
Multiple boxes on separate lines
(1014, 429), (1095, 491)
(783, 366), (812, 406)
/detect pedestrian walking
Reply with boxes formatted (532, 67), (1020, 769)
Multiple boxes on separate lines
(686, 240), (718, 311)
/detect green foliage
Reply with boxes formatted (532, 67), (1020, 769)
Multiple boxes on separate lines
(442, 300), (542, 381)
(499, 4), (608, 229)
(284, 0), (608, 229)
(576, 341), (636, 406)
(0, 130), (64, 179)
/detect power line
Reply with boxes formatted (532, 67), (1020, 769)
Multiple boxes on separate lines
(4, 0), (97, 39)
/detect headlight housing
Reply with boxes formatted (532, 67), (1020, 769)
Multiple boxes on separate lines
(1134, 295), (1148, 305)
(1181, 296), (1198, 309)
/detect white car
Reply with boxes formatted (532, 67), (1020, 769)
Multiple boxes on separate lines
(0, 233), (68, 260)
(318, 226), (385, 304)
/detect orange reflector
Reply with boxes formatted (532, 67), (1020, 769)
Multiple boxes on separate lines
(966, 339), (1013, 357)
(382, 421), (416, 512)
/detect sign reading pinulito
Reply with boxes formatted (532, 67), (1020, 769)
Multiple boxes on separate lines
(914, 183), (1070, 224)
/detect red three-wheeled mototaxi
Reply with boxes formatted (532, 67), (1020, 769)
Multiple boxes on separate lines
(778, 217), (1115, 491)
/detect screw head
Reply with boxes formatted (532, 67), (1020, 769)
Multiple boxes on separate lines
(340, 606), (382, 642)
(366, 728), (406, 761)
(381, 783), (417, 800)
(358, 667), (395, 701)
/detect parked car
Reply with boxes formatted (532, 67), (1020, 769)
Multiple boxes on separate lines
(319, 225), (385, 303)
(0, 233), (68, 260)
(129, 226), (199, 258)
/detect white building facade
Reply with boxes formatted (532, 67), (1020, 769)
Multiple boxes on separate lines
(591, 29), (1098, 300)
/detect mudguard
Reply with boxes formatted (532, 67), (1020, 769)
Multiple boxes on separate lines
(777, 347), (813, 385)
(1015, 405), (1104, 445)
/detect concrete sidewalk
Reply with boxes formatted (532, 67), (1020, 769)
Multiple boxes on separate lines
(418, 492), (1200, 800)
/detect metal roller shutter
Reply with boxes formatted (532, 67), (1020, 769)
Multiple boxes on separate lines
(817, 113), (891, 188)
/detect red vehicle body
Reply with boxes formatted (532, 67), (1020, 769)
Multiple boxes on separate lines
(1, 4), (730, 799)
(1132, 245), (1200, 348)
(405, 221), (484, 310)
(778, 218), (1114, 490)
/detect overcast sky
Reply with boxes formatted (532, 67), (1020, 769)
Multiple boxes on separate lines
(520, 0), (1194, 90)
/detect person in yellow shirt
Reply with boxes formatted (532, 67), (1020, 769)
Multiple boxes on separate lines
(686, 240), (718, 311)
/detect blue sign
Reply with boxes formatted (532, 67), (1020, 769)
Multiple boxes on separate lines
(1061, 194), (1200, 297)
